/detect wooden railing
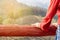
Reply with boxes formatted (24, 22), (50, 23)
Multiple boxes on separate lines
(0, 24), (57, 36)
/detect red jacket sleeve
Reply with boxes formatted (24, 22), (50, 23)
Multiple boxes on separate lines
(40, 0), (59, 32)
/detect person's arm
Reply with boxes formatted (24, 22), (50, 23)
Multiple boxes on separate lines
(40, 0), (59, 32)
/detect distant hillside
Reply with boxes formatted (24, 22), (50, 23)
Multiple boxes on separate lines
(0, 0), (47, 18)
(32, 7), (47, 17)
(0, 0), (33, 19)
(0, 0), (57, 21)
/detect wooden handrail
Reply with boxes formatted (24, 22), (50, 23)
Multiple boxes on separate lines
(0, 24), (57, 36)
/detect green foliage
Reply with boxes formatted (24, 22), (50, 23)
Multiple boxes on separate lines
(6, 7), (33, 19)
(15, 15), (40, 25)
(0, 16), (3, 24)
(2, 18), (15, 24)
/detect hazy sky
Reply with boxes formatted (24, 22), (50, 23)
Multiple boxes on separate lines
(16, 0), (50, 8)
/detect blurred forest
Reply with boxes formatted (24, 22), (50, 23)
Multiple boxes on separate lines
(0, 0), (57, 25)
(0, 0), (57, 40)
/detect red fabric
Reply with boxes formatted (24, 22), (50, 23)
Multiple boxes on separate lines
(40, 0), (60, 32)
